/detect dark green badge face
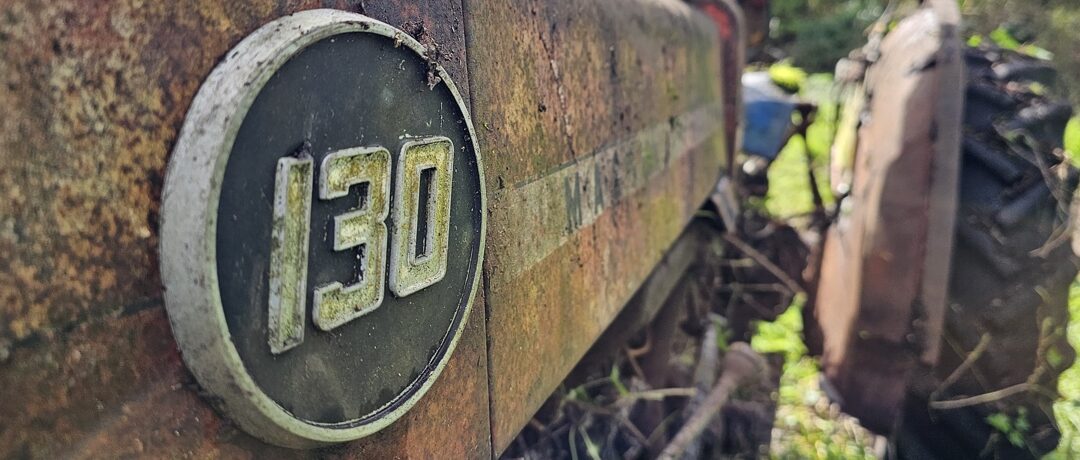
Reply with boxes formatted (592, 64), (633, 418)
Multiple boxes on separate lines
(160, 10), (485, 448)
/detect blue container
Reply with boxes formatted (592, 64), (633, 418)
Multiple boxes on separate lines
(741, 72), (797, 160)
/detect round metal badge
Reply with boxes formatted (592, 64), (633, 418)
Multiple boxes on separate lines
(160, 10), (485, 448)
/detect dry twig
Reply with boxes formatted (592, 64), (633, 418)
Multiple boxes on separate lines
(929, 383), (1031, 410)
(931, 332), (992, 402)
(722, 233), (805, 295)
(657, 343), (766, 460)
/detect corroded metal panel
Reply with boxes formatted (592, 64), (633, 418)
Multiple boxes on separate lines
(463, 0), (728, 450)
(0, 304), (492, 458)
(810, 0), (963, 433)
(0, 1), (491, 457)
(1, 0), (733, 455)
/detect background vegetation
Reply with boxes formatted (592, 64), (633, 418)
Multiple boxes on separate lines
(770, 0), (1080, 105)
(962, 0), (1080, 108)
(767, 0), (885, 73)
(754, 71), (880, 459)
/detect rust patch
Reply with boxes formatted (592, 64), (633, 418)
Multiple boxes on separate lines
(464, 0), (728, 448)
(1, 0), (488, 456)
(325, 290), (492, 460)
(0, 0), (473, 347)
(464, 0), (722, 192)
(462, 0), (725, 447)
(0, 303), (491, 458)
(483, 135), (726, 451)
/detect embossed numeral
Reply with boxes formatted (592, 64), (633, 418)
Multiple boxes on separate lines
(390, 137), (453, 296)
(268, 154), (314, 354)
(313, 146), (391, 331)
(267, 138), (454, 353)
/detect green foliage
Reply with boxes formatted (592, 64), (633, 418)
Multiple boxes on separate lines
(578, 426), (602, 460)
(715, 319), (732, 353)
(764, 72), (837, 218)
(802, 75), (840, 159)
(769, 62), (809, 93)
(963, 0), (1080, 107)
(986, 408), (1031, 448)
(765, 136), (817, 218)
(984, 27), (1055, 59)
(751, 297), (808, 362)
(769, 0), (885, 73)
(609, 364), (629, 397)
(752, 298), (879, 459)
(1051, 281), (1080, 457)
(1064, 117), (1080, 167)
(989, 26), (1023, 50)
(567, 384), (592, 403)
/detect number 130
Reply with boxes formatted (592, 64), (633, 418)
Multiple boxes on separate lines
(267, 137), (453, 354)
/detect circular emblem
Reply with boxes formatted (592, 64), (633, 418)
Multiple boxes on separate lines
(160, 10), (485, 448)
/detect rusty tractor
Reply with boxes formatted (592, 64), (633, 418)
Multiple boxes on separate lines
(0, 0), (1075, 458)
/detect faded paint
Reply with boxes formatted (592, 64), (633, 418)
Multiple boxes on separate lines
(0, 303), (492, 458)
(0, 0), (472, 347)
(466, 0), (728, 449)
(488, 103), (725, 285)
(464, 0), (721, 192)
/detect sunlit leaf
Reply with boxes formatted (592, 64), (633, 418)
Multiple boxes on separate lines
(609, 364), (629, 397)
(769, 62), (808, 93)
(990, 27), (1022, 50)
(1064, 117), (1080, 166)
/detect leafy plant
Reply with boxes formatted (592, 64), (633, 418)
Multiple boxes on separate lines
(986, 408), (1031, 448)
(769, 0), (885, 72)
(769, 62), (809, 93)
(1064, 117), (1080, 166)
(963, 0), (1080, 107)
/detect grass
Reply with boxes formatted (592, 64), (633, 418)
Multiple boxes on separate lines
(752, 300), (881, 459)
(753, 71), (882, 458)
(1050, 282), (1080, 457)
(761, 73), (837, 219)
(1050, 118), (1080, 458)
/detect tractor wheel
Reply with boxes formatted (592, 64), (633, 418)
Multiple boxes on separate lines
(897, 45), (1079, 459)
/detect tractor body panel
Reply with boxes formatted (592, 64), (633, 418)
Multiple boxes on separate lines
(0, 0), (735, 456)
